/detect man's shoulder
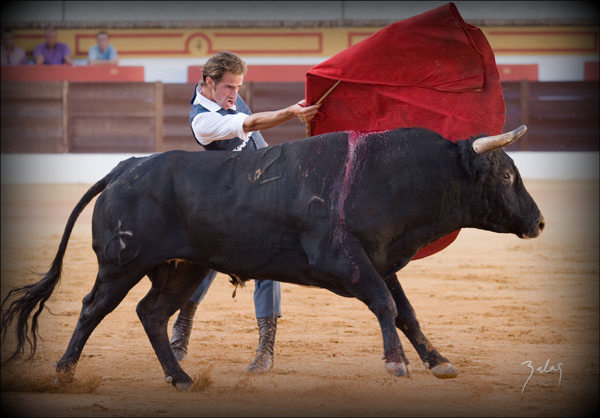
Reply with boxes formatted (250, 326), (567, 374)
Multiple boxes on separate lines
(107, 45), (118, 57)
(191, 103), (212, 114)
(189, 103), (213, 123)
(33, 43), (46, 53)
(88, 44), (102, 56)
(57, 42), (71, 53)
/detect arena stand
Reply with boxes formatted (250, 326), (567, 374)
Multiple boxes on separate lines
(1, 1), (598, 182)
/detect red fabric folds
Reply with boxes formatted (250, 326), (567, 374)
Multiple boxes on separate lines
(306, 2), (505, 260)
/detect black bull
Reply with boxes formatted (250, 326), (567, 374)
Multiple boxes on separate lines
(1, 126), (545, 390)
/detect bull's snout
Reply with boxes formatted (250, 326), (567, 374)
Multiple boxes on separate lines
(538, 216), (546, 233)
(521, 215), (545, 239)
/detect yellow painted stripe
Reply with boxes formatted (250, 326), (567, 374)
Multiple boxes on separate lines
(12, 26), (599, 59)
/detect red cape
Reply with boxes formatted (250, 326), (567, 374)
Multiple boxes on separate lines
(305, 2), (505, 260)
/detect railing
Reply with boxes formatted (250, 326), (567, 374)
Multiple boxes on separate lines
(1, 80), (598, 153)
(1, 81), (162, 153)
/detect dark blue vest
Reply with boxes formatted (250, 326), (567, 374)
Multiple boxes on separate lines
(189, 84), (267, 152)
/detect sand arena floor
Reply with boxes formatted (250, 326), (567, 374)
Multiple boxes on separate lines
(1, 180), (598, 416)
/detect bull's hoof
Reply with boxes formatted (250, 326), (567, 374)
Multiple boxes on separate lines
(54, 364), (75, 384)
(53, 373), (74, 386)
(166, 374), (193, 391)
(385, 361), (408, 377)
(429, 362), (458, 379)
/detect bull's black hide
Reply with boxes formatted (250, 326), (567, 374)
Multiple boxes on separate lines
(2, 127), (544, 389)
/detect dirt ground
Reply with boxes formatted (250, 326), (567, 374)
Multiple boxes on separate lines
(1, 180), (598, 417)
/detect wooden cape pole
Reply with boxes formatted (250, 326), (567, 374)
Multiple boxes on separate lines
(305, 79), (341, 137)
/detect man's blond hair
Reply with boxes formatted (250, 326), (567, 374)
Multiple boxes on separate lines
(201, 51), (247, 86)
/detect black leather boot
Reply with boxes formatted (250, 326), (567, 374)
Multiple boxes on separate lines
(170, 300), (198, 362)
(246, 316), (277, 373)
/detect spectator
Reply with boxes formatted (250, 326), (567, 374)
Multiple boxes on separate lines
(88, 31), (118, 65)
(1, 30), (27, 65)
(33, 28), (72, 65)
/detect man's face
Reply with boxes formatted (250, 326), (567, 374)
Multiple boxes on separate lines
(206, 72), (244, 110)
(97, 34), (109, 51)
(45, 30), (57, 47)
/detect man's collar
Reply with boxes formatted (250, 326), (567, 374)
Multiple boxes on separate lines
(194, 85), (237, 112)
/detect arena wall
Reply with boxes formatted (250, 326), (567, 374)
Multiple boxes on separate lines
(2, 1), (598, 182)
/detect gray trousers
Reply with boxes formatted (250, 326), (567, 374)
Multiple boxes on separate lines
(189, 270), (282, 318)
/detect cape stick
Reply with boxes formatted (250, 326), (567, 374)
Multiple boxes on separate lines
(306, 80), (341, 137)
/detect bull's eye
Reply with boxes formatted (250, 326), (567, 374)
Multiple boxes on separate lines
(502, 171), (512, 182)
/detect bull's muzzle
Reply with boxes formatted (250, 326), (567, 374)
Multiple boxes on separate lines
(521, 215), (545, 239)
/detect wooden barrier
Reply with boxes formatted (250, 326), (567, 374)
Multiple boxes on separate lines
(0, 81), (68, 153)
(68, 82), (162, 152)
(162, 83), (196, 152)
(584, 62), (599, 80)
(1, 65), (145, 82)
(1, 80), (597, 153)
(246, 82), (306, 145)
(502, 81), (599, 151)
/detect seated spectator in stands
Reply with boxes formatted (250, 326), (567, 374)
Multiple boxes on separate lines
(88, 31), (118, 65)
(1, 30), (27, 65)
(33, 28), (72, 65)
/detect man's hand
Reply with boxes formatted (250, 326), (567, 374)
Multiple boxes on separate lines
(289, 99), (321, 123)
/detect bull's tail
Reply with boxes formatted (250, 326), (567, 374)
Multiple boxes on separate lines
(1, 173), (112, 363)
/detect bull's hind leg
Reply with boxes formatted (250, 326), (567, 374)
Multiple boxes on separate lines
(384, 274), (457, 379)
(55, 268), (144, 383)
(137, 261), (209, 391)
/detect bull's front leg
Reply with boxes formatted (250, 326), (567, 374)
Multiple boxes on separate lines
(360, 282), (410, 377)
(331, 248), (411, 377)
(384, 274), (458, 379)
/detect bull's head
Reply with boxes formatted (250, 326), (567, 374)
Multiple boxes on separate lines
(464, 125), (545, 239)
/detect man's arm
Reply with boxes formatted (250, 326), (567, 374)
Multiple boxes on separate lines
(63, 44), (72, 65)
(243, 100), (320, 133)
(88, 47), (97, 65)
(34, 51), (44, 65)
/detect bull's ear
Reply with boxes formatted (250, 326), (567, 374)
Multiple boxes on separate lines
(472, 125), (527, 154)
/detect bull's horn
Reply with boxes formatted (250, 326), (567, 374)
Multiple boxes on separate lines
(472, 125), (527, 154)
